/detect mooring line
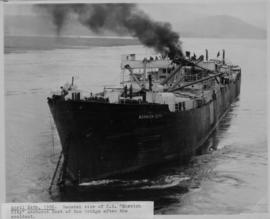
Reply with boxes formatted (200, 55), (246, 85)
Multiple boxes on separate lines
(48, 151), (63, 194)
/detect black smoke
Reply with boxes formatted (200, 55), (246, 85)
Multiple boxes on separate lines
(36, 4), (183, 59)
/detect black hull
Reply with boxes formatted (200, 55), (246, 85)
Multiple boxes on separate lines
(48, 78), (241, 184)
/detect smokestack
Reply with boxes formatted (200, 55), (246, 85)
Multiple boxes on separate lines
(36, 4), (183, 59)
(222, 49), (225, 64)
(148, 74), (153, 91)
(185, 51), (190, 59)
(205, 49), (208, 61)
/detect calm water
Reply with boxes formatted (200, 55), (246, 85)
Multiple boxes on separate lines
(5, 38), (268, 214)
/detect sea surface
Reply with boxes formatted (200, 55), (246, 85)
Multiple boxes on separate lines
(5, 38), (268, 214)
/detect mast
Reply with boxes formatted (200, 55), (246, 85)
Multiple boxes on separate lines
(71, 76), (74, 86)
(143, 58), (147, 88)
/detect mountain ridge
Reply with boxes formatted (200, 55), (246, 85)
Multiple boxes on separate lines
(176, 15), (266, 39)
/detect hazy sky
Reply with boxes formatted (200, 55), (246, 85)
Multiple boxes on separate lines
(4, 0), (267, 29)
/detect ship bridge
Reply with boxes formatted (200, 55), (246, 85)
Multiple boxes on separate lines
(120, 54), (179, 90)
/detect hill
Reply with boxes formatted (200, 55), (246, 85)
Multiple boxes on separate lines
(176, 15), (266, 39)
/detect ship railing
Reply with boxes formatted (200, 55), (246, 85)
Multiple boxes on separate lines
(184, 73), (203, 82)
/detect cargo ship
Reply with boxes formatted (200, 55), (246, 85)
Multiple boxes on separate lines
(47, 49), (241, 188)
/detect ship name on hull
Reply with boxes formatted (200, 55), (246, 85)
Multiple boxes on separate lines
(138, 114), (163, 119)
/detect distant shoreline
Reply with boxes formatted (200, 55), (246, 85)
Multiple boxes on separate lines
(4, 35), (266, 54)
(5, 34), (136, 39)
(4, 35), (141, 53)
